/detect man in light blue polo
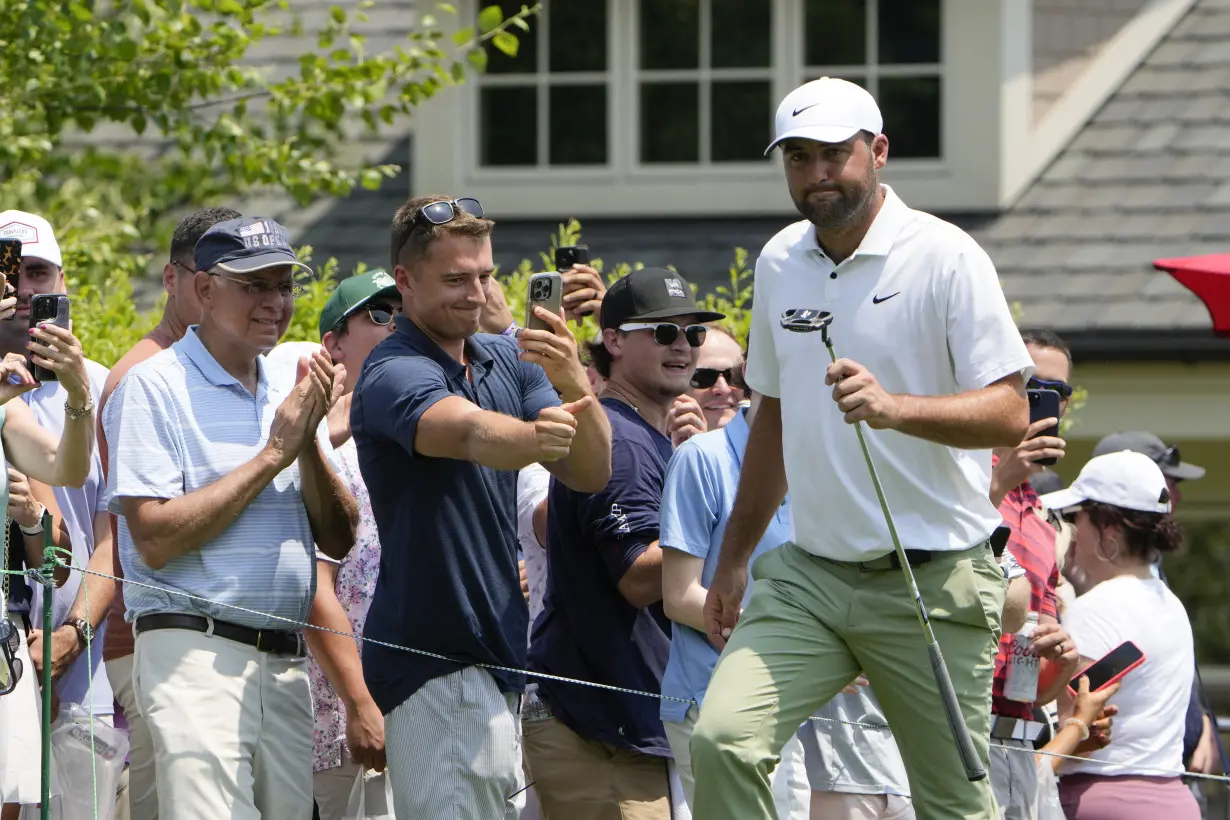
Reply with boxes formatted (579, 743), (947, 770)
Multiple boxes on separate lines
(106, 216), (357, 819)
(660, 390), (914, 820)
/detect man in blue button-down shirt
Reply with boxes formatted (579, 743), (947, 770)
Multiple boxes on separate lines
(107, 217), (357, 820)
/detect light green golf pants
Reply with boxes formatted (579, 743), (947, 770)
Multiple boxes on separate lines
(691, 540), (1005, 820)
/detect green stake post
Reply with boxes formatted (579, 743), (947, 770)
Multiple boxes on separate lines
(40, 510), (54, 820)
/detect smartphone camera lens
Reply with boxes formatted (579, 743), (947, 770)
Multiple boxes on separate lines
(532, 279), (550, 301)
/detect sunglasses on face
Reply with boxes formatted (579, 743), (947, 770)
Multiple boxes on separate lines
(691, 366), (744, 390)
(1028, 376), (1073, 399)
(0, 618), (23, 697)
(416, 197), (484, 228)
(364, 304), (400, 326)
(619, 322), (707, 348)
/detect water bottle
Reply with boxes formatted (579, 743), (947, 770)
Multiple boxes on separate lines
(1004, 611), (1041, 703)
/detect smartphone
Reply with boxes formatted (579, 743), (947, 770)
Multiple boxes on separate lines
(29, 294), (70, 382)
(526, 271), (563, 332)
(1027, 388), (1062, 466)
(0, 239), (20, 318)
(554, 245), (589, 271)
(1067, 640), (1146, 697)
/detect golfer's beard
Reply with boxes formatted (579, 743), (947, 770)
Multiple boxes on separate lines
(795, 171), (878, 230)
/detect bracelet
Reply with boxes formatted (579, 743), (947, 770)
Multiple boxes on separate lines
(501, 322), (518, 337)
(1063, 717), (1091, 741)
(65, 394), (94, 421)
(19, 507), (46, 536)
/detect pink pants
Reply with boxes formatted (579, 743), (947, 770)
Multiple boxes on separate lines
(1059, 773), (1200, 820)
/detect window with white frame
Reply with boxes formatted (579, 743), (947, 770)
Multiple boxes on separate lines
(473, 0), (943, 170)
(802, 0), (942, 159)
(478, 0), (610, 167)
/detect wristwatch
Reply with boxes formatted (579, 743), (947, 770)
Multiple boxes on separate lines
(67, 617), (94, 649)
(64, 395), (94, 421)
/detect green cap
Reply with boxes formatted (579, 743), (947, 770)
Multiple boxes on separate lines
(318, 269), (399, 338)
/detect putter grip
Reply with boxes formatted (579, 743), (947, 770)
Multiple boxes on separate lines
(929, 641), (987, 782)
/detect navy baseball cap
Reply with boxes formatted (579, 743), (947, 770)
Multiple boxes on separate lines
(194, 217), (311, 276)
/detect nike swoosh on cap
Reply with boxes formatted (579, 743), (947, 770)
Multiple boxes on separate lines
(792, 103), (818, 117)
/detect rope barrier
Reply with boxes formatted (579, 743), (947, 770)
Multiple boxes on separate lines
(6, 556), (1230, 798)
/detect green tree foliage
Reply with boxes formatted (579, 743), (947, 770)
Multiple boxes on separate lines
(0, 0), (537, 365)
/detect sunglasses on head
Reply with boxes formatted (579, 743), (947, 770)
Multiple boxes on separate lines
(619, 322), (707, 348)
(691, 366), (744, 390)
(416, 197), (484, 228)
(1028, 376), (1073, 399)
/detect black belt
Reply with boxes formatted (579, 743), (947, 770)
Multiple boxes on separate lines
(855, 549), (933, 571)
(136, 613), (306, 657)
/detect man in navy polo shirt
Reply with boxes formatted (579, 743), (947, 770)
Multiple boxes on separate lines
(351, 195), (612, 819)
(525, 267), (723, 820)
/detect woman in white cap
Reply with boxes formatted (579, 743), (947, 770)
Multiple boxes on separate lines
(1040, 450), (1199, 819)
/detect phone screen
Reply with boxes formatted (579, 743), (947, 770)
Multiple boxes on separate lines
(1070, 641), (1145, 693)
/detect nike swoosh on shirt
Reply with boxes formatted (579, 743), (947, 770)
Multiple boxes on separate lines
(792, 104), (818, 117)
(872, 292), (901, 304)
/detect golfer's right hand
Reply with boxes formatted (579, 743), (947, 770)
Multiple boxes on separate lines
(705, 563), (748, 651)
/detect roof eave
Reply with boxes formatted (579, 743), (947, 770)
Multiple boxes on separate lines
(1067, 329), (1230, 363)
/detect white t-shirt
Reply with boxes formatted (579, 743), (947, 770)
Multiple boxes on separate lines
(745, 185), (1034, 561)
(516, 463), (551, 639)
(1063, 575), (1194, 776)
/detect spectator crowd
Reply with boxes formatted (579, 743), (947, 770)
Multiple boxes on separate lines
(0, 78), (1223, 820)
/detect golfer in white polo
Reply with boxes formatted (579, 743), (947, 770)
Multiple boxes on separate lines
(689, 78), (1034, 820)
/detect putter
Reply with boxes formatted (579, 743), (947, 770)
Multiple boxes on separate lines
(780, 308), (987, 783)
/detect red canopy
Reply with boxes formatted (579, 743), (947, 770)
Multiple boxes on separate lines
(1153, 254), (1230, 338)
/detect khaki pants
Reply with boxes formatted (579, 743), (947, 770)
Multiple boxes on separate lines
(132, 627), (313, 820)
(812, 792), (916, 819)
(691, 541), (1005, 820)
(524, 716), (670, 820)
(108, 654), (157, 820)
(313, 759), (364, 820)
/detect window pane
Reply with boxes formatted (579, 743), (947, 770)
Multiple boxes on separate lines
(640, 83), (699, 163)
(550, 0), (608, 72)
(549, 85), (608, 164)
(481, 87), (538, 166)
(878, 0), (940, 64)
(805, 0), (866, 67)
(711, 81), (771, 162)
(485, 1), (538, 74)
(640, 0), (699, 70)
(712, 0), (771, 68)
(879, 77), (941, 158)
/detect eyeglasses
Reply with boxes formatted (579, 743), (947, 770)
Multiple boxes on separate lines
(0, 618), (23, 697)
(416, 198), (484, 228)
(691, 366), (744, 390)
(364, 304), (399, 326)
(170, 259), (196, 275)
(1028, 376), (1074, 400)
(210, 273), (307, 300)
(619, 322), (707, 348)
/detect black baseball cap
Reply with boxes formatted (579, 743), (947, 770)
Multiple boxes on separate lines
(1091, 431), (1205, 481)
(599, 267), (724, 330)
(194, 217), (311, 276)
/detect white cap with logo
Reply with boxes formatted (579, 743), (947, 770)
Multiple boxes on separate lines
(0, 210), (62, 268)
(1040, 450), (1172, 515)
(765, 77), (884, 156)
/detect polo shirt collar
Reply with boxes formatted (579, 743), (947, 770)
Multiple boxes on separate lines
(394, 315), (494, 379)
(724, 406), (751, 468)
(178, 325), (270, 393)
(801, 184), (910, 260)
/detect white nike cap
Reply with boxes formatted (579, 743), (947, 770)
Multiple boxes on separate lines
(0, 210), (62, 268)
(765, 77), (883, 156)
(1040, 450), (1172, 515)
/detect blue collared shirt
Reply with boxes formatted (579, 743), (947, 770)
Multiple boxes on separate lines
(106, 326), (315, 631)
(352, 316), (560, 714)
(658, 408), (792, 723)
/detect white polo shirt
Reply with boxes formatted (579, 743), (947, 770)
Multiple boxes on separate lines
(745, 186), (1033, 561)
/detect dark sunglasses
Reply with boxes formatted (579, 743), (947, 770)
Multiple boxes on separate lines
(1160, 444), (1181, 469)
(1028, 376), (1073, 399)
(0, 618), (23, 697)
(416, 197), (484, 228)
(619, 322), (707, 348)
(364, 304), (399, 326)
(1060, 506), (1083, 525)
(691, 366), (744, 390)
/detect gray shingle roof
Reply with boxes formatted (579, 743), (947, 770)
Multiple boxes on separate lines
(976, 0), (1230, 337)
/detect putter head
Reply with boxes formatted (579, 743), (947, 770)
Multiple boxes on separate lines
(780, 309), (832, 342)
